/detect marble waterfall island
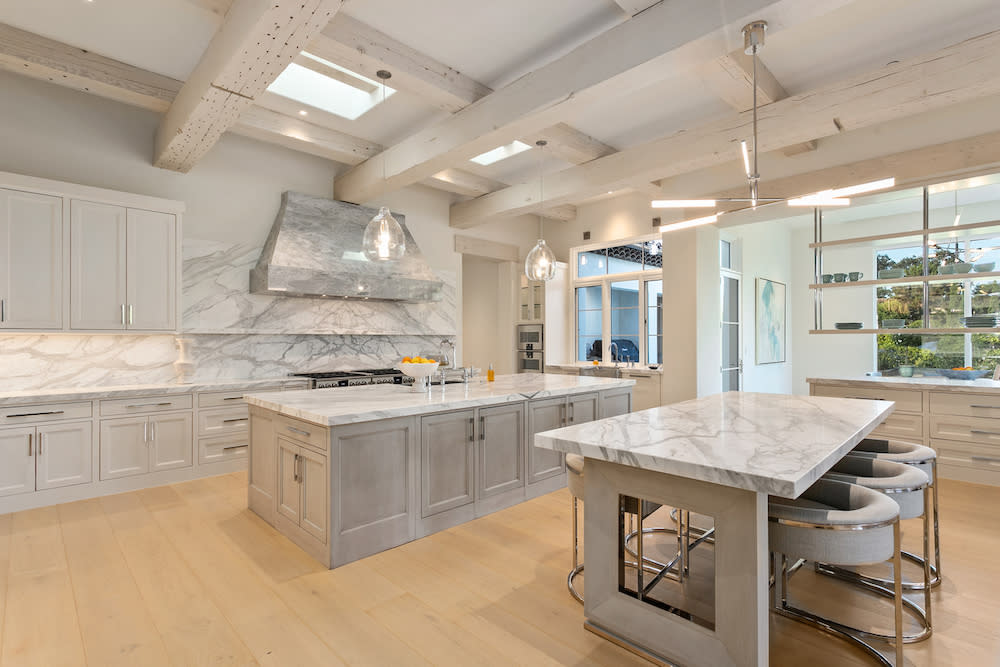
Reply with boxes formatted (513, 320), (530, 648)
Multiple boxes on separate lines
(244, 374), (634, 568)
(535, 391), (894, 667)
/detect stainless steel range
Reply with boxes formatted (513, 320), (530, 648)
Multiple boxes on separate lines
(290, 368), (414, 389)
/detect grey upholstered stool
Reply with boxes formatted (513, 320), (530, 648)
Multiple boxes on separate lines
(850, 438), (941, 589)
(769, 478), (904, 667)
(821, 455), (933, 643)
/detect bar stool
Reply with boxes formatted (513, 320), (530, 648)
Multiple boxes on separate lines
(850, 438), (941, 589)
(820, 455), (932, 642)
(769, 478), (904, 667)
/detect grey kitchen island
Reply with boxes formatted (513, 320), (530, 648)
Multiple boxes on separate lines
(244, 374), (634, 568)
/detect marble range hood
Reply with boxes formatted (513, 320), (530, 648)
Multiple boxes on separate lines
(250, 191), (443, 302)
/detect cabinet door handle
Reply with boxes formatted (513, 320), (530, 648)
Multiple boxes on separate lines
(143, 422), (148, 443)
(121, 304), (126, 326)
(222, 417), (249, 423)
(970, 429), (1000, 436)
(846, 396), (883, 401)
(971, 456), (1000, 463)
(38, 433), (43, 455)
(569, 402), (575, 423)
(479, 416), (485, 441)
(223, 396), (244, 401)
(1, 298), (5, 322)
(468, 417), (474, 442)
(6, 410), (64, 418)
(287, 426), (310, 437)
(293, 453), (301, 482)
(27, 433), (32, 456)
(128, 304), (134, 325)
(151, 421), (156, 441)
(223, 444), (248, 451)
(125, 402), (172, 409)
(969, 404), (998, 409)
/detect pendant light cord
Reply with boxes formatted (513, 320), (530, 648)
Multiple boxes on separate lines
(536, 140), (547, 238)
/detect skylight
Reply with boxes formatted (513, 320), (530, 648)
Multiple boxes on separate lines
(469, 141), (532, 166)
(266, 52), (395, 120)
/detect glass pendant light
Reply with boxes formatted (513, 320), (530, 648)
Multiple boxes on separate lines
(362, 70), (406, 261)
(525, 140), (556, 281)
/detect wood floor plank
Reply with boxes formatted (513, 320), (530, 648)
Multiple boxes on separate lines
(100, 492), (259, 667)
(1, 507), (86, 667)
(57, 499), (170, 667)
(142, 493), (346, 667)
(0, 514), (9, 659)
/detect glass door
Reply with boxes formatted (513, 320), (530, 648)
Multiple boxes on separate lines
(721, 271), (742, 391)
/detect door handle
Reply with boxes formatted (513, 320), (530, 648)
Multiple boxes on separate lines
(151, 421), (156, 441)
(970, 429), (1000, 436)
(121, 304), (126, 326)
(128, 304), (134, 325)
(560, 404), (566, 426)
(971, 456), (1000, 463)
(6, 410), (64, 418)
(222, 444), (248, 451)
(1, 298), (5, 322)
(27, 432), (32, 456)
(222, 417), (249, 423)
(125, 402), (172, 409)
(293, 453), (301, 482)
(569, 402), (575, 423)
(143, 421), (148, 443)
(468, 417), (474, 442)
(222, 396), (244, 401)
(38, 433), (43, 455)
(479, 416), (485, 441)
(969, 404), (998, 409)
(287, 426), (310, 437)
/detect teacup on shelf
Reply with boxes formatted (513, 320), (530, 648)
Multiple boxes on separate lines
(833, 273), (847, 282)
(849, 271), (864, 281)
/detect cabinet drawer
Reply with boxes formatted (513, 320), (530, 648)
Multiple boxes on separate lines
(929, 391), (1000, 419)
(929, 414), (1000, 447)
(101, 394), (192, 416)
(197, 406), (249, 437)
(932, 439), (1000, 470)
(198, 387), (283, 408)
(199, 434), (249, 464)
(274, 415), (327, 452)
(811, 384), (922, 413)
(0, 401), (92, 424)
(869, 412), (923, 441)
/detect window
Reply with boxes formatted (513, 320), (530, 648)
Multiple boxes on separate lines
(720, 239), (732, 269)
(572, 235), (663, 364)
(469, 141), (532, 166)
(267, 52), (395, 120)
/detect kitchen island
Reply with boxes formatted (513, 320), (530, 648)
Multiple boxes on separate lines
(810, 375), (1000, 485)
(244, 374), (634, 567)
(535, 391), (893, 667)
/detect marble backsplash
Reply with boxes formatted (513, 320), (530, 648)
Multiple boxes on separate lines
(0, 333), (450, 390)
(0, 237), (458, 391)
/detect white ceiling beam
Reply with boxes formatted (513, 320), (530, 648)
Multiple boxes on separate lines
(699, 49), (817, 156)
(612, 1), (662, 17)
(153, 0), (343, 173)
(521, 123), (616, 164)
(178, 0), (235, 17)
(421, 169), (507, 198)
(0, 22), (181, 112)
(332, 0), (853, 205)
(230, 107), (381, 165)
(449, 29), (1000, 227)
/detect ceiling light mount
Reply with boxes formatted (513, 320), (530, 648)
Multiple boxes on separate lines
(742, 20), (767, 55)
(375, 70), (392, 81)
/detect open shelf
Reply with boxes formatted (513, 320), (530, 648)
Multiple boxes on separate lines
(808, 218), (1000, 249)
(810, 327), (1000, 335)
(809, 270), (1000, 290)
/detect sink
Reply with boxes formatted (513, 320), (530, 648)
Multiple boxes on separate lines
(580, 367), (622, 378)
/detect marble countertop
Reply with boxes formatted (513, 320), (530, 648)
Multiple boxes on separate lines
(534, 392), (894, 498)
(808, 375), (1000, 393)
(546, 363), (663, 376)
(245, 373), (635, 426)
(0, 378), (309, 407)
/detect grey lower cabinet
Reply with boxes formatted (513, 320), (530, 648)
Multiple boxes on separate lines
(527, 392), (599, 485)
(276, 435), (328, 544)
(478, 402), (525, 500)
(99, 412), (193, 480)
(600, 387), (632, 419)
(420, 409), (475, 518)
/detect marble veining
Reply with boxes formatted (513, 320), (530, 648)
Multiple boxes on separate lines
(245, 374), (634, 426)
(534, 392), (894, 498)
(808, 375), (1000, 393)
(184, 237), (456, 335)
(0, 378), (308, 407)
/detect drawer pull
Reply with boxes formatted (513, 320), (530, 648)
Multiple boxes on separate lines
(969, 404), (998, 409)
(223, 396), (244, 401)
(971, 456), (1000, 463)
(7, 410), (64, 418)
(222, 418), (249, 423)
(970, 429), (1000, 436)
(126, 402), (172, 409)
(222, 444), (248, 451)
(846, 396), (883, 401)
(287, 426), (310, 437)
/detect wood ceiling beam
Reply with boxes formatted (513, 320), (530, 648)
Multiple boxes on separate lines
(230, 106), (382, 165)
(332, 0), (841, 205)
(0, 22), (181, 112)
(153, 0), (343, 173)
(699, 49), (817, 156)
(611, 1), (662, 17)
(449, 29), (1000, 228)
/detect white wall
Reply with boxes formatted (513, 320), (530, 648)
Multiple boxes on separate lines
(462, 255), (501, 372)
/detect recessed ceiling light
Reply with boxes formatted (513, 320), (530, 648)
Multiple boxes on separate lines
(298, 110), (308, 116)
(607, 191), (613, 195)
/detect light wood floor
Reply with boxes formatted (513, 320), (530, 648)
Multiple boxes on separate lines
(0, 474), (997, 666)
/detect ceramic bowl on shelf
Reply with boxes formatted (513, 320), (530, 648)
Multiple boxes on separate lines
(878, 268), (905, 279)
(974, 262), (995, 273)
(940, 264), (956, 274)
(881, 319), (905, 329)
(834, 322), (864, 330)
(938, 369), (990, 380)
(952, 262), (973, 274)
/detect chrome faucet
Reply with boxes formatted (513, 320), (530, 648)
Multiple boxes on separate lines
(440, 338), (457, 369)
(609, 342), (619, 367)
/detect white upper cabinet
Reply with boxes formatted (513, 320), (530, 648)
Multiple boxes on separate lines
(0, 188), (63, 329)
(71, 200), (127, 330)
(71, 201), (177, 332)
(126, 209), (176, 331)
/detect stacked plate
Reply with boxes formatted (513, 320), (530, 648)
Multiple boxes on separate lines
(961, 314), (1000, 328)
(834, 322), (864, 330)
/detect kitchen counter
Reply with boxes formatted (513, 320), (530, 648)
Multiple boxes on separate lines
(0, 377), (308, 407)
(245, 373), (635, 426)
(807, 374), (1000, 394)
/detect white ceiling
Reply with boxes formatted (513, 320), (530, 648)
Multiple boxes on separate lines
(2, 0), (1000, 199)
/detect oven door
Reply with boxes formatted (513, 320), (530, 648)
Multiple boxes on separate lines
(517, 351), (544, 373)
(516, 324), (544, 350)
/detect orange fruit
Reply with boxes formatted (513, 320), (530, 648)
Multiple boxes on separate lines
(402, 356), (412, 363)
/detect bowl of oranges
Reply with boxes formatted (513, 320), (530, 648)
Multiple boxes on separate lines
(938, 367), (990, 380)
(399, 356), (441, 391)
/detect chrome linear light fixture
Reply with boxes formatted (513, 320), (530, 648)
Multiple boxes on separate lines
(525, 140), (557, 281)
(362, 70), (406, 261)
(654, 21), (894, 232)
